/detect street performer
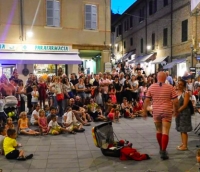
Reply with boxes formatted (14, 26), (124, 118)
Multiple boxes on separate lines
(143, 71), (179, 160)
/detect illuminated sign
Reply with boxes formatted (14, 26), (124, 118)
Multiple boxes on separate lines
(0, 44), (69, 52)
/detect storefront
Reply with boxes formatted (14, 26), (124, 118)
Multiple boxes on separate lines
(0, 43), (81, 80)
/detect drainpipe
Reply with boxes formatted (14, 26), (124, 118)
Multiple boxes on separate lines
(145, 0), (148, 55)
(20, 0), (24, 41)
(170, 0), (173, 62)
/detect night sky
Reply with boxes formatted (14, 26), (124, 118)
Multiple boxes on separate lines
(111, 0), (137, 14)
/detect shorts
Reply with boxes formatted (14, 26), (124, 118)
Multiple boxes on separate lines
(153, 114), (172, 123)
(49, 126), (61, 134)
(6, 150), (20, 159)
(19, 128), (31, 134)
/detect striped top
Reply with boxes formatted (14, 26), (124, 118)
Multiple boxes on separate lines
(146, 83), (178, 116)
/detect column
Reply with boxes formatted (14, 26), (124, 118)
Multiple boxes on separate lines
(100, 50), (110, 72)
(67, 64), (78, 78)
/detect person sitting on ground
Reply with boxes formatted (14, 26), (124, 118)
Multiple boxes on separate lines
(87, 98), (98, 121)
(69, 98), (91, 126)
(38, 109), (48, 135)
(44, 104), (50, 117)
(96, 106), (108, 121)
(30, 104), (40, 125)
(133, 98), (143, 117)
(107, 105), (120, 122)
(5, 118), (15, 131)
(75, 96), (84, 107)
(0, 126), (6, 155)
(48, 115), (70, 135)
(17, 112), (40, 135)
(105, 97), (114, 116)
(121, 97), (135, 118)
(3, 128), (33, 160)
(62, 107), (84, 133)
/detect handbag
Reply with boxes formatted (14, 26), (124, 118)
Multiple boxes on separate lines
(56, 93), (64, 101)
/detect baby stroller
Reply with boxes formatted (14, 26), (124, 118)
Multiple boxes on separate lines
(92, 122), (131, 157)
(4, 96), (18, 121)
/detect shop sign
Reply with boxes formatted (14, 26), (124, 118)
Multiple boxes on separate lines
(0, 43), (69, 52)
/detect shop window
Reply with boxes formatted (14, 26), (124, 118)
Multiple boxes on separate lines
(124, 41), (126, 49)
(46, 0), (60, 27)
(141, 38), (143, 53)
(152, 33), (155, 50)
(130, 16), (133, 28)
(164, 0), (168, 7)
(85, 4), (97, 30)
(182, 19), (188, 42)
(149, 0), (157, 15)
(139, 7), (145, 23)
(130, 37), (133, 46)
(163, 28), (168, 46)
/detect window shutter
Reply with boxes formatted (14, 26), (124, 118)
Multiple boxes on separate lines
(91, 5), (97, 30)
(46, 0), (54, 26)
(53, 1), (60, 27)
(85, 5), (92, 29)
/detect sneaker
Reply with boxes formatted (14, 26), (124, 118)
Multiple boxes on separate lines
(25, 154), (33, 160)
(17, 156), (26, 161)
(160, 150), (169, 160)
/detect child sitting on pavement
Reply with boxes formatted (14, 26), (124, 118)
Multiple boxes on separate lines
(5, 117), (15, 131)
(48, 115), (70, 135)
(38, 109), (48, 135)
(18, 111), (40, 135)
(0, 126), (6, 155)
(3, 128), (33, 160)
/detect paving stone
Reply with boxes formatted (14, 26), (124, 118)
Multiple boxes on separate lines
(30, 160), (47, 169)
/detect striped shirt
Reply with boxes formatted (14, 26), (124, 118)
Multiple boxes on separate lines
(146, 83), (178, 116)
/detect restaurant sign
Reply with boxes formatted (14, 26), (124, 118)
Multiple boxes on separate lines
(0, 43), (69, 52)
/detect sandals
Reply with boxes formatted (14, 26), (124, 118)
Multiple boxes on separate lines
(177, 145), (188, 151)
(69, 131), (76, 134)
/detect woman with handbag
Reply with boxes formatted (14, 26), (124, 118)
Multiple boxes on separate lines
(54, 76), (64, 117)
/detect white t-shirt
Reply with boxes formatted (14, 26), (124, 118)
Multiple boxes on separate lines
(31, 91), (39, 103)
(190, 95), (197, 106)
(30, 110), (39, 124)
(48, 120), (60, 133)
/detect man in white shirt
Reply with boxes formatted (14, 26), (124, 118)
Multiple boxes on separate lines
(188, 90), (196, 107)
(119, 72), (126, 86)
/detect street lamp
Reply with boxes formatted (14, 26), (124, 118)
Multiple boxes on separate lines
(27, 31), (33, 38)
(147, 45), (151, 50)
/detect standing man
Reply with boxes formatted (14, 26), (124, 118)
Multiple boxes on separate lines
(143, 72), (179, 160)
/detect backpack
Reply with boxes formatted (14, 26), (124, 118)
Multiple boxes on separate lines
(182, 92), (194, 115)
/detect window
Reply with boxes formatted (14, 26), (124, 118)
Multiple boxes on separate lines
(124, 41), (126, 49)
(130, 37), (133, 46)
(130, 16), (133, 28)
(124, 21), (127, 31)
(119, 24), (122, 35)
(164, 0), (168, 7)
(141, 38), (143, 53)
(149, 0), (157, 15)
(46, 0), (60, 27)
(85, 4), (97, 30)
(116, 27), (119, 37)
(152, 33), (155, 50)
(139, 7), (145, 23)
(163, 28), (168, 46)
(182, 19), (188, 42)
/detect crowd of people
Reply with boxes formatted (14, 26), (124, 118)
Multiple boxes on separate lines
(0, 62), (199, 161)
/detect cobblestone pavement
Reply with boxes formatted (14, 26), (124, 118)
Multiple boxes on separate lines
(1, 115), (200, 172)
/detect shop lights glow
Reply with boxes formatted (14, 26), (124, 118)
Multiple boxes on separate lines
(27, 31), (33, 38)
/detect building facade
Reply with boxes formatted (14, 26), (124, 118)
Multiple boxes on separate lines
(112, 0), (200, 77)
(0, 0), (111, 81)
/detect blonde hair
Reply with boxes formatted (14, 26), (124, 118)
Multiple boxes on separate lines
(7, 117), (12, 122)
(19, 111), (27, 118)
(39, 109), (45, 117)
